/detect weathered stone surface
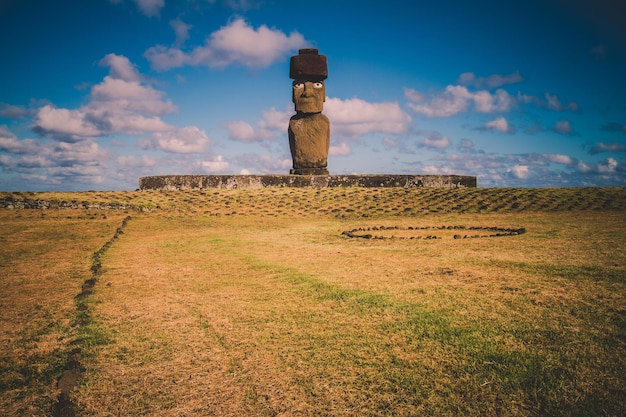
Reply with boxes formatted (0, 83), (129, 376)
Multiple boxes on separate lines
(289, 49), (330, 174)
(291, 80), (326, 113)
(289, 48), (328, 80)
(289, 112), (330, 171)
(138, 174), (478, 190)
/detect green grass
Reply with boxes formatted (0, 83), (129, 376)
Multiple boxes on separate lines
(1, 187), (625, 416)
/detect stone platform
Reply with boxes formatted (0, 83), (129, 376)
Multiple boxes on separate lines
(139, 174), (477, 190)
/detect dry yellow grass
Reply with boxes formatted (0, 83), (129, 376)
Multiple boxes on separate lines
(81, 212), (624, 416)
(1, 187), (625, 416)
(0, 209), (131, 415)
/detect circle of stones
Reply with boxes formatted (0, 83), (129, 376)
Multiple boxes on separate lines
(341, 225), (526, 240)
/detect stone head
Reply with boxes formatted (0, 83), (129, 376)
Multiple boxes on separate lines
(290, 48), (327, 114)
(292, 79), (325, 113)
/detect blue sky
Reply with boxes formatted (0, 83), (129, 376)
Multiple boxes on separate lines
(1, 0), (625, 190)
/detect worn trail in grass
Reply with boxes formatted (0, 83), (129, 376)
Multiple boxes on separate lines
(78, 211), (626, 416)
(0, 210), (131, 416)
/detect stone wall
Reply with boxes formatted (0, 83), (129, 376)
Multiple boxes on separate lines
(139, 174), (477, 190)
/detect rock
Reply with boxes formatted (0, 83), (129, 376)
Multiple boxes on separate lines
(288, 113), (330, 173)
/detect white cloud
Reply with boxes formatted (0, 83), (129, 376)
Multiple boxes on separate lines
(144, 47), (189, 71)
(458, 71), (524, 89)
(418, 135), (451, 151)
(474, 89), (514, 113)
(598, 157), (618, 173)
(139, 126), (209, 153)
(329, 141), (351, 156)
(34, 105), (103, 141)
(90, 76), (177, 116)
(116, 154), (157, 168)
(0, 135), (109, 183)
(29, 53), (220, 160)
(575, 160), (592, 173)
(405, 85), (513, 117)
(257, 108), (290, 131)
(0, 126), (41, 154)
(145, 18), (309, 71)
(509, 164), (531, 179)
(52, 140), (109, 167)
(226, 121), (256, 142)
(485, 116), (514, 133)
(545, 153), (575, 165)
(325, 97), (412, 137)
(199, 155), (229, 173)
(405, 85), (470, 117)
(232, 153), (291, 173)
(225, 108), (288, 143)
(100, 54), (141, 82)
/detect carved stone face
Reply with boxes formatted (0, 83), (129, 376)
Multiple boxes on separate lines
(292, 80), (325, 113)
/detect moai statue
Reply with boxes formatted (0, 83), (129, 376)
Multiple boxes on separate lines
(288, 48), (330, 175)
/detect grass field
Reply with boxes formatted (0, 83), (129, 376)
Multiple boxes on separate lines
(1, 187), (625, 416)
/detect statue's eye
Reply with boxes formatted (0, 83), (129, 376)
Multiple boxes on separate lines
(313, 82), (323, 89)
(294, 83), (304, 89)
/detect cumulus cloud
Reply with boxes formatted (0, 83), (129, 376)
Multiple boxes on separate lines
(225, 108), (289, 142)
(458, 71), (524, 89)
(145, 18), (309, 71)
(0, 126), (40, 154)
(411, 147), (625, 187)
(417, 133), (451, 151)
(404, 85), (513, 117)
(199, 155), (230, 173)
(100, 54), (142, 82)
(597, 157), (619, 174)
(325, 97), (412, 137)
(33, 105), (103, 141)
(545, 153), (575, 165)
(0, 134), (109, 185)
(231, 153), (291, 174)
(257, 108), (290, 131)
(116, 154), (157, 168)
(33, 54), (179, 141)
(139, 126), (209, 153)
(509, 164), (531, 179)
(226, 121), (256, 142)
(484, 116), (514, 133)
(330, 141), (351, 156)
